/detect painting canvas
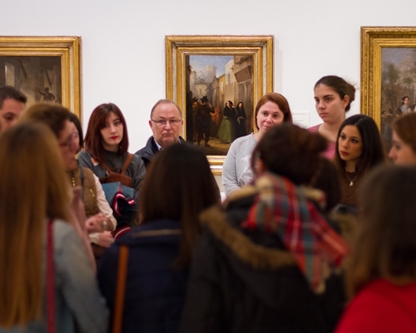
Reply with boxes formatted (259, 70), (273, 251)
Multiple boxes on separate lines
(0, 56), (62, 105)
(380, 48), (416, 148)
(186, 54), (254, 156)
(0, 36), (81, 117)
(361, 27), (416, 151)
(166, 35), (273, 174)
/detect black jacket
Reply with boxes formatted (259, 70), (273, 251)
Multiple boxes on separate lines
(98, 219), (188, 333)
(135, 136), (186, 169)
(180, 187), (345, 333)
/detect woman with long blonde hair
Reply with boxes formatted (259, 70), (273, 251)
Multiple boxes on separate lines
(0, 122), (107, 333)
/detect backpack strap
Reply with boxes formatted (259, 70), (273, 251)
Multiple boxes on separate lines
(112, 245), (129, 333)
(121, 154), (133, 175)
(47, 219), (55, 333)
(79, 167), (85, 201)
(99, 160), (112, 174)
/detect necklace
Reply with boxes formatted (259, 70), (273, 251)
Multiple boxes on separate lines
(345, 171), (359, 187)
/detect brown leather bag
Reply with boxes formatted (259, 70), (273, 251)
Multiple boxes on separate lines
(99, 154), (133, 187)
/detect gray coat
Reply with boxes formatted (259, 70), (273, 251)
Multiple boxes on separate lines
(0, 219), (109, 333)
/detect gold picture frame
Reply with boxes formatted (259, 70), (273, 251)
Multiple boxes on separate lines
(361, 27), (416, 134)
(0, 36), (81, 117)
(166, 35), (273, 174)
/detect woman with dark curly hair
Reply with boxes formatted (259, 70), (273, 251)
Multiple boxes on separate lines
(182, 124), (348, 333)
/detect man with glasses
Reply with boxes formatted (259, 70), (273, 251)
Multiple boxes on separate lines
(135, 99), (185, 168)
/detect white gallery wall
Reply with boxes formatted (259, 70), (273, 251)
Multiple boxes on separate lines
(1, 0), (416, 152)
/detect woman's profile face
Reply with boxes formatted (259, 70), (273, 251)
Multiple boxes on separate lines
(238, 102), (243, 108)
(68, 121), (80, 153)
(256, 101), (284, 136)
(100, 112), (124, 152)
(314, 84), (349, 125)
(337, 125), (363, 166)
(389, 131), (416, 165)
(58, 120), (78, 171)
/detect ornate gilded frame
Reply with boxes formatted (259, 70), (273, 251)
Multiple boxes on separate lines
(361, 27), (416, 128)
(166, 35), (273, 174)
(0, 36), (81, 117)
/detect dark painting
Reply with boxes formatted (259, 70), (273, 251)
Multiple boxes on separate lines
(0, 56), (62, 106)
(185, 54), (254, 155)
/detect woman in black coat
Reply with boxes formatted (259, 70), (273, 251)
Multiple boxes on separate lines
(234, 101), (247, 138)
(180, 124), (349, 333)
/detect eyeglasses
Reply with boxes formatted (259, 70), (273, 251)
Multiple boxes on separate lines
(59, 132), (79, 148)
(151, 119), (182, 127)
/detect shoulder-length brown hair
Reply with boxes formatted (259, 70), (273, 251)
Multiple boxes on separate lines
(254, 92), (293, 129)
(346, 165), (416, 299)
(84, 103), (129, 162)
(139, 143), (219, 267)
(0, 122), (70, 327)
(392, 112), (416, 152)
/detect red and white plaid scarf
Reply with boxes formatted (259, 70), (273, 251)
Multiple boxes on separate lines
(242, 172), (349, 291)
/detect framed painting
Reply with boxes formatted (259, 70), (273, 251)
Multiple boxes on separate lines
(166, 35), (273, 174)
(361, 27), (416, 150)
(0, 36), (81, 117)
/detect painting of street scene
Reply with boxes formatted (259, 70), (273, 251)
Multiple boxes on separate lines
(0, 56), (62, 106)
(185, 54), (255, 155)
(381, 48), (416, 150)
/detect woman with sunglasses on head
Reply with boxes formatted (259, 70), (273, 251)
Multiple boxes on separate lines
(21, 103), (117, 267)
(333, 114), (385, 211)
(222, 92), (293, 197)
(78, 103), (146, 232)
(310, 75), (356, 159)
(21, 103), (114, 267)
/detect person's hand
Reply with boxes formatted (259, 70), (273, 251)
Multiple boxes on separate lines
(97, 231), (114, 248)
(85, 213), (107, 233)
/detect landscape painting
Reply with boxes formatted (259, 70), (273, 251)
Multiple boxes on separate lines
(380, 48), (416, 150)
(361, 27), (416, 151)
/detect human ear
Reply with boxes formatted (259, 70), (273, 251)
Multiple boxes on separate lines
(342, 95), (350, 109)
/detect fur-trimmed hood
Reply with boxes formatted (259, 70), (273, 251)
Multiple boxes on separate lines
(198, 202), (313, 307)
(199, 182), (349, 296)
(200, 205), (297, 270)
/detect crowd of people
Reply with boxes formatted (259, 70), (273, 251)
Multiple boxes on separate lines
(1, 75), (416, 333)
